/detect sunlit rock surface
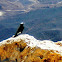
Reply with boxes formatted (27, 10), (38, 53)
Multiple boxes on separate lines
(0, 34), (62, 62)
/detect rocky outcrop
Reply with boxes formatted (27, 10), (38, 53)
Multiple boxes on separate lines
(0, 34), (62, 62)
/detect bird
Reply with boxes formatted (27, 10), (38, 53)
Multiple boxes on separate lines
(14, 22), (24, 37)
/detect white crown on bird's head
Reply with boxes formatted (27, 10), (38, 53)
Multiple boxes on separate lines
(20, 22), (24, 24)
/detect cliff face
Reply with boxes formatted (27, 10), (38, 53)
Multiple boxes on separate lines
(0, 34), (62, 62)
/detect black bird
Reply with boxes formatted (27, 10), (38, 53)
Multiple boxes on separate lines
(14, 22), (24, 37)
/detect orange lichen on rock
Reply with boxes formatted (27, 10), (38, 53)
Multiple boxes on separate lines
(0, 39), (62, 62)
(24, 48), (62, 62)
(0, 40), (27, 61)
(56, 42), (62, 46)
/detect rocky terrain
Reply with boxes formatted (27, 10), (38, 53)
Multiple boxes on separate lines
(0, 34), (62, 62)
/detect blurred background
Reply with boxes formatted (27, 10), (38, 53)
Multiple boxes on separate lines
(0, 0), (62, 41)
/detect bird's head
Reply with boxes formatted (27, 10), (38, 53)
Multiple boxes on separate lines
(20, 22), (24, 25)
